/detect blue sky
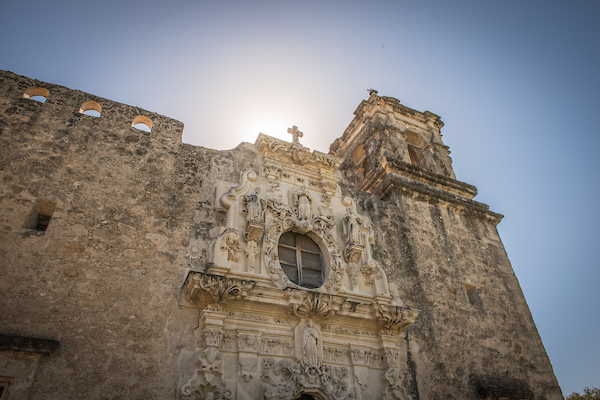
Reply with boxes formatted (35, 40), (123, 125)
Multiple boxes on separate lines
(2, 0), (599, 395)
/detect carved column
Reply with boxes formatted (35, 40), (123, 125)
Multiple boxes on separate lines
(180, 310), (231, 400)
(236, 330), (262, 400)
(350, 346), (373, 400)
(380, 335), (409, 400)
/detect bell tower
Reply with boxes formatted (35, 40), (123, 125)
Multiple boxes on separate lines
(330, 90), (478, 201)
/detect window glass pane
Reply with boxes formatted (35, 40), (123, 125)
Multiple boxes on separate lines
(299, 235), (320, 252)
(301, 252), (321, 270)
(282, 265), (299, 284)
(302, 269), (322, 288)
(278, 233), (323, 289)
(278, 247), (297, 266)
(280, 231), (296, 247)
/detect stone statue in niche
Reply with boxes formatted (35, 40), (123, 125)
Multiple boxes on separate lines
(243, 188), (265, 223)
(294, 187), (312, 221)
(243, 189), (266, 273)
(342, 197), (364, 263)
(343, 210), (361, 245)
(293, 187), (313, 234)
(303, 320), (321, 369)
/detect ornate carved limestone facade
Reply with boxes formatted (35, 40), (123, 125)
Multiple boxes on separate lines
(180, 133), (419, 400)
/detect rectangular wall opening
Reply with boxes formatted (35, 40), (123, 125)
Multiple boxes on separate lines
(22, 200), (56, 232)
(465, 283), (482, 307)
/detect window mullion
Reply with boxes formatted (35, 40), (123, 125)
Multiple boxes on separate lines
(296, 234), (303, 285)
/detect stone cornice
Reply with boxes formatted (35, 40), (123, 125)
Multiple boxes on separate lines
(182, 272), (420, 334)
(376, 172), (503, 224)
(358, 154), (477, 199)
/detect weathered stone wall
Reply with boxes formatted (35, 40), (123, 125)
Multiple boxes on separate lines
(0, 71), (562, 399)
(0, 70), (190, 399)
(338, 179), (562, 399)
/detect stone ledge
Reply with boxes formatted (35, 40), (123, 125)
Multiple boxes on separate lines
(0, 334), (60, 355)
(377, 173), (504, 224)
(386, 156), (478, 198)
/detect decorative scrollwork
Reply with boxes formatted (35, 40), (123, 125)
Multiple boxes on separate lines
(185, 272), (255, 309)
(384, 368), (409, 400)
(261, 358), (351, 400)
(374, 304), (420, 333)
(287, 290), (345, 319)
(220, 229), (241, 262)
(180, 346), (232, 400)
(360, 259), (382, 285)
(323, 249), (344, 293)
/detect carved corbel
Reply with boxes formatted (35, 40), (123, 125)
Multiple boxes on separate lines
(374, 304), (420, 334)
(185, 272), (256, 310)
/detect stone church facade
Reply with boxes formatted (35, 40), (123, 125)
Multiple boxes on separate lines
(0, 71), (563, 399)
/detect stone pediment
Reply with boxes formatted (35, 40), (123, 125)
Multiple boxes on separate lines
(255, 133), (342, 196)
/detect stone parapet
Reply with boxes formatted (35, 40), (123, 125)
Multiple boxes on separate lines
(0, 70), (184, 143)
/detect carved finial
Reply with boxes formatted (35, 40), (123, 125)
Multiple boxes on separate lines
(368, 88), (378, 96)
(288, 125), (303, 145)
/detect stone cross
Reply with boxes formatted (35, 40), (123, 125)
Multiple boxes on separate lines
(288, 125), (303, 145)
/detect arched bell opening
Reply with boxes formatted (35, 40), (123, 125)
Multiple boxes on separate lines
(402, 130), (425, 167)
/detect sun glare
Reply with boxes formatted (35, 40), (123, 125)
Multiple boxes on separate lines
(243, 117), (290, 142)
